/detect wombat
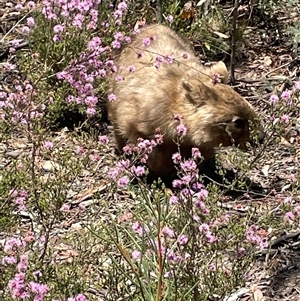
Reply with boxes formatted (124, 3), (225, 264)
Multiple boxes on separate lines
(107, 24), (263, 178)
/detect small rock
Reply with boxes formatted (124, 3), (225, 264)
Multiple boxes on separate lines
(81, 199), (98, 207)
(261, 164), (270, 177)
(70, 222), (82, 231)
(42, 160), (61, 172)
(263, 56), (272, 66)
(4, 150), (22, 158)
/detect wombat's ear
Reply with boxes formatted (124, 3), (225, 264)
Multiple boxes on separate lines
(182, 79), (215, 106)
(182, 80), (194, 92)
(210, 61), (228, 83)
(182, 78), (212, 94)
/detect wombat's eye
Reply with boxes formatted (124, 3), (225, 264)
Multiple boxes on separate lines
(233, 117), (245, 129)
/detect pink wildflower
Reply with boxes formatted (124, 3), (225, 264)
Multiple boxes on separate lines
(199, 223), (210, 233)
(118, 2), (127, 11)
(108, 93), (116, 102)
(132, 250), (141, 261)
(60, 204), (70, 212)
(98, 135), (109, 144)
(172, 152), (182, 165)
(169, 195), (178, 204)
(133, 165), (146, 177)
(117, 176), (129, 189)
(127, 65), (136, 72)
(281, 90), (291, 100)
(161, 226), (175, 238)
(281, 114), (289, 124)
(44, 141), (53, 149)
(182, 53), (189, 59)
(132, 221), (144, 236)
(27, 17), (35, 27)
(284, 211), (294, 221)
(176, 123), (187, 136)
(178, 235), (188, 245)
(269, 94), (279, 104)
(143, 37), (151, 46)
(166, 14), (174, 23)
(53, 24), (64, 34)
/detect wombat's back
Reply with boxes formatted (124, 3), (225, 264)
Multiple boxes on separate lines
(112, 24), (220, 82)
(126, 24), (195, 61)
(108, 24), (228, 127)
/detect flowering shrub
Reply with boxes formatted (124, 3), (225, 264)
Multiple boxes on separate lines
(98, 124), (275, 300)
(2, 233), (89, 301)
(268, 83), (300, 135)
(2, 0), (136, 130)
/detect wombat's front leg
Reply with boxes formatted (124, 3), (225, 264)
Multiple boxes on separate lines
(146, 144), (178, 178)
(113, 128), (127, 154)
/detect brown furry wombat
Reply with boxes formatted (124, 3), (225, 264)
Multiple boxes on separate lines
(107, 24), (263, 178)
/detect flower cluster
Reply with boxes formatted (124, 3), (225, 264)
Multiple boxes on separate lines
(212, 72), (221, 85)
(245, 225), (268, 250)
(9, 188), (29, 211)
(14, 0), (133, 118)
(283, 196), (300, 224)
(2, 234), (89, 300)
(108, 130), (164, 189)
(3, 236), (50, 300)
(1, 83), (45, 124)
(269, 82), (300, 126)
(173, 114), (187, 137)
(131, 221), (190, 269)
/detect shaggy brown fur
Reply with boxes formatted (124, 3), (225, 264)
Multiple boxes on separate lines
(108, 24), (263, 178)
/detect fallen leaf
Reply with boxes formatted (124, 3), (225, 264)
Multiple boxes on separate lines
(179, 1), (196, 20)
(71, 222), (82, 230)
(212, 31), (229, 39)
(280, 136), (292, 146)
(252, 285), (264, 301)
(249, 64), (260, 69)
(261, 165), (270, 177)
(263, 56), (272, 66)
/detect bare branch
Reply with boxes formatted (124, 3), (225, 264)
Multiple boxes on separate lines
(156, 0), (162, 23)
(230, 0), (239, 84)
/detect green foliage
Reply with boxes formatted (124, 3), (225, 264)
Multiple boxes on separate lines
(286, 0), (300, 51)
(256, 0), (279, 17)
(17, 3), (116, 129)
(88, 179), (255, 301)
(0, 162), (24, 230)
